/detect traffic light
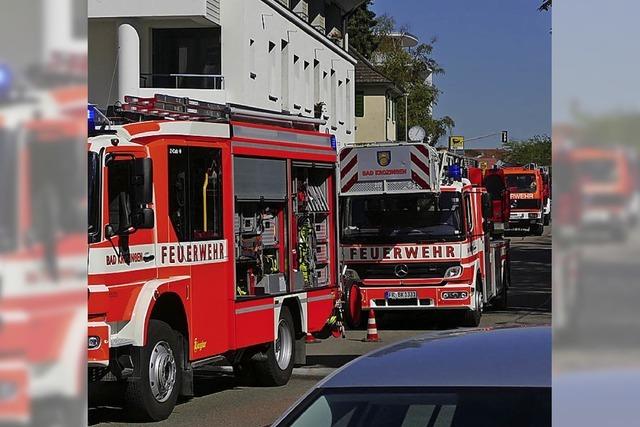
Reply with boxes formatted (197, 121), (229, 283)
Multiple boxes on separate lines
(501, 131), (508, 143)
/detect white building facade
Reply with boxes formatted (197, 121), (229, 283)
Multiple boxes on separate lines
(88, 0), (361, 145)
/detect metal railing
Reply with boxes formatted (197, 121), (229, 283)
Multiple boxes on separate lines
(140, 73), (225, 90)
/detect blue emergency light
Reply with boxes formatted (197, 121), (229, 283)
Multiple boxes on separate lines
(448, 164), (462, 180)
(0, 64), (12, 97)
(330, 135), (337, 150)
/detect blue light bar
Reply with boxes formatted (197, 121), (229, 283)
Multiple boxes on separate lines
(330, 135), (337, 150)
(448, 164), (462, 180)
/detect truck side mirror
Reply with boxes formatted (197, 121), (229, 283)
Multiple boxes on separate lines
(131, 207), (154, 229)
(132, 158), (153, 205)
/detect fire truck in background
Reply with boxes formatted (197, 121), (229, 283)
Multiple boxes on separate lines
(88, 94), (342, 420)
(339, 143), (510, 328)
(503, 166), (546, 235)
(570, 146), (640, 239)
(0, 72), (86, 424)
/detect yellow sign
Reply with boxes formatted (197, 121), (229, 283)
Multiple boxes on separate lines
(449, 136), (464, 150)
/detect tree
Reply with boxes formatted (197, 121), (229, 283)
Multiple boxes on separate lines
(539, 0), (552, 11)
(373, 15), (455, 144)
(502, 135), (551, 166)
(346, 1), (378, 59)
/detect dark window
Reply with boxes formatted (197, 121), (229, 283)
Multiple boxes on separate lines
(465, 194), (474, 234)
(88, 152), (101, 243)
(152, 28), (222, 89)
(168, 146), (223, 242)
(355, 91), (364, 117)
(107, 160), (133, 233)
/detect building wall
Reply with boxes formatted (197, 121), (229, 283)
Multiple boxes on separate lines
(222, 0), (355, 144)
(87, 0), (356, 146)
(355, 86), (396, 143)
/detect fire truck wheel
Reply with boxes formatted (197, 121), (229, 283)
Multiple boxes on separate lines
(462, 286), (483, 327)
(125, 319), (181, 421)
(344, 283), (363, 329)
(531, 224), (544, 236)
(254, 307), (295, 386)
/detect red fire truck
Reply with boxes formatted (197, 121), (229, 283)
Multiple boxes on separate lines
(339, 143), (510, 328)
(503, 166), (546, 235)
(87, 94), (341, 420)
(0, 84), (86, 425)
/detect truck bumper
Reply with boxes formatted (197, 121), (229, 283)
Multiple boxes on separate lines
(359, 285), (474, 310)
(88, 322), (110, 367)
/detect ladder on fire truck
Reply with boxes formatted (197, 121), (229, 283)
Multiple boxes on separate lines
(90, 93), (326, 133)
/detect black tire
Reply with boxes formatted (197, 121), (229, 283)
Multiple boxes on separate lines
(124, 319), (181, 421)
(253, 307), (296, 386)
(493, 271), (509, 310)
(531, 223), (544, 236)
(461, 282), (483, 327)
(344, 282), (364, 330)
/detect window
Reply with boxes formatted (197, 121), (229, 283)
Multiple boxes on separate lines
(168, 146), (223, 242)
(465, 194), (474, 234)
(355, 91), (364, 117)
(107, 160), (134, 233)
(152, 28), (222, 89)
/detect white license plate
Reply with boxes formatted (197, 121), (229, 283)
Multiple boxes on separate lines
(385, 291), (417, 300)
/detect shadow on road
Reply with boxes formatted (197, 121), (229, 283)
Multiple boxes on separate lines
(305, 354), (361, 368)
(89, 372), (240, 425)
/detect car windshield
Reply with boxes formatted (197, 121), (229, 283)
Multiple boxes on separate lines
(282, 387), (550, 427)
(341, 192), (463, 244)
(506, 174), (537, 193)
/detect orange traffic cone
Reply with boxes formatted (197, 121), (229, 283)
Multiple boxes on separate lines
(362, 309), (380, 342)
(305, 332), (320, 344)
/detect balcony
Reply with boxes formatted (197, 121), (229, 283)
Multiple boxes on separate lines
(140, 74), (224, 90)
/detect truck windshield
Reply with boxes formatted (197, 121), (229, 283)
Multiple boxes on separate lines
(0, 128), (17, 253)
(577, 158), (618, 184)
(506, 174), (537, 193)
(341, 192), (463, 244)
(88, 151), (100, 241)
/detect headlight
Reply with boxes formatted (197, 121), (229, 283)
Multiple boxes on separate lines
(444, 266), (462, 278)
(442, 291), (469, 300)
(88, 336), (101, 349)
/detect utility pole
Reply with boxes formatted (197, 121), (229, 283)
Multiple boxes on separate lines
(404, 93), (408, 141)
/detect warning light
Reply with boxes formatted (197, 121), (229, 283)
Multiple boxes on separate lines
(330, 135), (337, 150)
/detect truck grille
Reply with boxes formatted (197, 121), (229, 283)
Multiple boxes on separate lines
(351, 262), (458, 280)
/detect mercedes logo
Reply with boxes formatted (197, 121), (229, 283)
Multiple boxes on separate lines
(394, 264), (409, 278)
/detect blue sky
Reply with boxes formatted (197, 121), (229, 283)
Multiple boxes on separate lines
(370, 0), (551, 147)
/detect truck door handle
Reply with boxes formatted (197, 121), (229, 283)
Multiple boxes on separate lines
(143, 253), (155, 262)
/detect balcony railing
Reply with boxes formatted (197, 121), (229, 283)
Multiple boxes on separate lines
(140, 73), (225, 90)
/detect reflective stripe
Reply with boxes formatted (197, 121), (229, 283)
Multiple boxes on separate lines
(235, 303), (274, 315)
(307, 294), (334, 303)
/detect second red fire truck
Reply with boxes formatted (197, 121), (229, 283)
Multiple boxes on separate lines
(338, 143), (510, 328)
(88, 95), (342, 420)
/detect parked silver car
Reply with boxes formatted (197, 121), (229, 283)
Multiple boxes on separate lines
(273, 326), (551, 427)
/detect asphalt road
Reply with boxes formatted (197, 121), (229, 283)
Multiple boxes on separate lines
(554, 225), (640, 372)
(90, 229), (551, 427)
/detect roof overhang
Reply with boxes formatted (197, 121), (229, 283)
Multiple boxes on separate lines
(333, 0), (369, 16)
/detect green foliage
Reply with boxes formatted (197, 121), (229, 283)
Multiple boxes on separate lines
(346, 1), (378, 60)
(502, 135), (551, 166)
(539, 0), (552, 11)
(371, 14), (454, 144)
